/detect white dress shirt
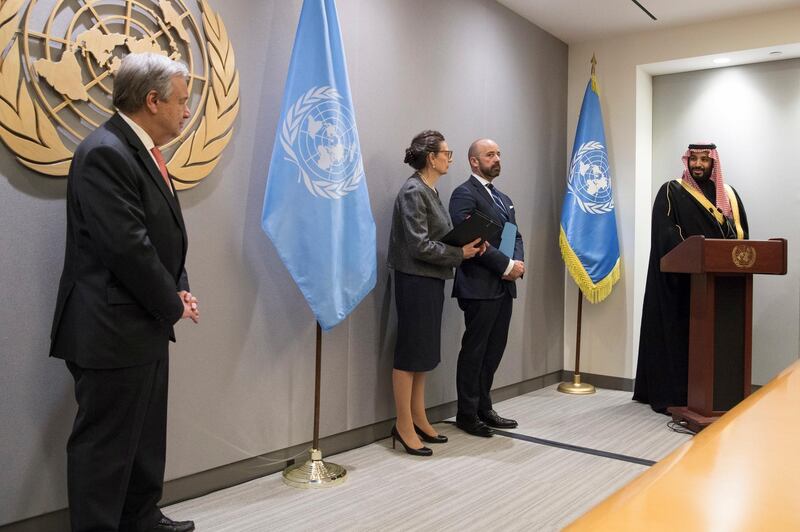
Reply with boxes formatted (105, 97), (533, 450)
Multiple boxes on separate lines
(471, 173), (514, 276)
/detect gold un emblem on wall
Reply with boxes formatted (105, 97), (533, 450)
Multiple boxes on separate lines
(732, 244), (757, 269)
(0, 0), (239, 190)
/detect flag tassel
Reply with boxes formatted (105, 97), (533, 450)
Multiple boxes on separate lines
(559, 228), (620, 304)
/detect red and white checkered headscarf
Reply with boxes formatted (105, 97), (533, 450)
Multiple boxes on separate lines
(681, 143), (732, 217)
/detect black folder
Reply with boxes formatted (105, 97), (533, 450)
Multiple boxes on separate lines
(441, 210), (502, 247)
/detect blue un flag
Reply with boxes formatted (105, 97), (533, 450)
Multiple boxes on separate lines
(559, 75), (620, 303)
(261, 0), (376, 330)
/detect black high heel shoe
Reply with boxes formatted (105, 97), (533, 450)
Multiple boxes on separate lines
(391, 426), (432, 456)
(414, 424), (448, 444)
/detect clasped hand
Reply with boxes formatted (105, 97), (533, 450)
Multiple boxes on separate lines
(178, 290), (199, 323)
(502, 260), (525, 281)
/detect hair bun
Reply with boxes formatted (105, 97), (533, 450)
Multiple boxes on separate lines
(403, 147), (415, 164)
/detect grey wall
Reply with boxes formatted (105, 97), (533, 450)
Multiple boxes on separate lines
(0, 0), (567, 524)
(652, 58), (800, 385)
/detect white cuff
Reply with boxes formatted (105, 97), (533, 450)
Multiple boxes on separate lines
(503, 259), (514, 276)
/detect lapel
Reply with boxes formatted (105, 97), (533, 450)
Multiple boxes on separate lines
(676, 179), (744, 240)
(109, 113), (187, 238)
(468, 174), (505, 224)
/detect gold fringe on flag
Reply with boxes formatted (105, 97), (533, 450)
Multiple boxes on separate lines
(559, 227), (620, 304)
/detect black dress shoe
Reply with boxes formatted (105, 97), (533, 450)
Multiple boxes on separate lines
(479, 409), (518, 429)
(391, 425), (433, 456)
(153, 516), (195, 532)
(455, 418), (494, 437)
(414, 424), (448, 444)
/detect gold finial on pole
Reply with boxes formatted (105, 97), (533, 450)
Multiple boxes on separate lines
(591, 53), (597, 76)
(590, 54), (598, 93)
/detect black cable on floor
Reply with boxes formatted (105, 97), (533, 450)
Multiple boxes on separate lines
(667, 420), (697, 435)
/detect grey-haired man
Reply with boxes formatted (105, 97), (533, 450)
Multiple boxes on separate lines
(50, 53), (198, 532)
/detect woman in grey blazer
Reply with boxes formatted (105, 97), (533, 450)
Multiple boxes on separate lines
(387, 130), (484, 456)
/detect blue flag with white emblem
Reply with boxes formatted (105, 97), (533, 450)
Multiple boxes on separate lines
(559, 74), (620, 303)
(261, 0), (376, 330)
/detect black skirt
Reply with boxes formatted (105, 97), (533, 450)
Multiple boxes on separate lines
(393, 271), (445, 372)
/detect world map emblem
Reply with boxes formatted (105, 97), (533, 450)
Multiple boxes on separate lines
(0, 0), (239, 190)
(567, 140), (614, 214)
(280, 85), (364, 200)
(732, 244), (756, 269)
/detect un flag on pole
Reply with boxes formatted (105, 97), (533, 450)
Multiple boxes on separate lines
(559, 74), (621, 303)
(262, 0), (376, 330)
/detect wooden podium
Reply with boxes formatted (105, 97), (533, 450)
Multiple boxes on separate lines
(660, 236), (787, 432)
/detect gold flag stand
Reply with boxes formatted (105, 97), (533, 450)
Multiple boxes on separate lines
(283, 323), (346, 488)
(558, 289), (596, 395)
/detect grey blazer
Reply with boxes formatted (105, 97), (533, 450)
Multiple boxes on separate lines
(387, 174), (463, 279)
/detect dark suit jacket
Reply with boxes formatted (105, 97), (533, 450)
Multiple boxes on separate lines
(449, 175), (524, 300)
(50, 113), (189, 369)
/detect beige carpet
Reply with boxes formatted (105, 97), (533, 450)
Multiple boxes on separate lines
(164, 385), (691, 531)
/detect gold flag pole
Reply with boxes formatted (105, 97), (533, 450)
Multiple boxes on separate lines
(558, 54), (598, 395)
(558, 288), (596, 394)
(283, 322), (346, 487)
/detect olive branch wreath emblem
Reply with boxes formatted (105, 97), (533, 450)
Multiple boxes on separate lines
(0, 0), (239, 190)
(279, 85), (363, 200)
(567, 140), (615, 215)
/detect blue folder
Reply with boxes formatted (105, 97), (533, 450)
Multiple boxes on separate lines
(499, 222), (517, 258)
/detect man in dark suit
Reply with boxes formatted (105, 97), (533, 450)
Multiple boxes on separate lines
(449, 138), (525, 437)
(50, 53), (198, 532)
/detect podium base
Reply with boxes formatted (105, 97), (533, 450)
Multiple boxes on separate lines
(282, 448), (346, 489)
(668, 407), (720, 433)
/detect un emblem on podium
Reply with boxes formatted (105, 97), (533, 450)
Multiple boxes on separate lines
(732, 244), (756, 269)
(0, 0), (239, 190)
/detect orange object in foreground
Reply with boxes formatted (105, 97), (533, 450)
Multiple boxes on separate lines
(566, 359), (800, 532)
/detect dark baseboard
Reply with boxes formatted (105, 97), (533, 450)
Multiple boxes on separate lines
(0, 511), (69, 532)
(559, 371), (763, 395)
(561, 370), (635, 392)
(0, 370), (564, 531)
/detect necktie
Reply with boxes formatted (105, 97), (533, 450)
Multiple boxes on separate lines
(150, 147), (173, 194)
(486, 183), (508, 220)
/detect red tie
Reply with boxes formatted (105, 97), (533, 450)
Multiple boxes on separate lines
(150, 147), (173, 194)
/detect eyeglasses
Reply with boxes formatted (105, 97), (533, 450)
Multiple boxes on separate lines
(437, 150), (454, 161)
